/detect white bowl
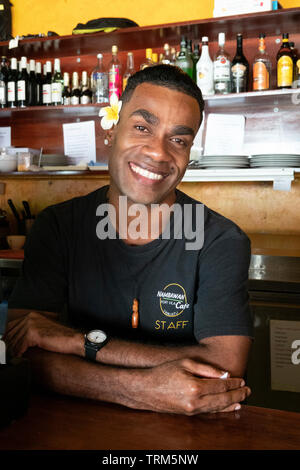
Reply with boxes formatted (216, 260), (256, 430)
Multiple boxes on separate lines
(0, 156), (17, 172)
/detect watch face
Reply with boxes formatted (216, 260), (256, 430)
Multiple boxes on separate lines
(87, 330), (107, 344)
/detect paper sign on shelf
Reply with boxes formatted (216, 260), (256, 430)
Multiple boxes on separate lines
(204, 113), (245, 156)
(0, 127), (11, 147)
(63, 121), (96, 165)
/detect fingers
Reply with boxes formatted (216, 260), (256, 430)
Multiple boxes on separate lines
(193, 386), (251, 414)
(182, 358), (230, 379)
(195, 377), (246, 395)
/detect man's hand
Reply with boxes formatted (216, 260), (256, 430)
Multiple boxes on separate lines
(4, 311), (83, 358)
(129, 358), (251, 415)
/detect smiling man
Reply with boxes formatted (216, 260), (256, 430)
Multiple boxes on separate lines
(5, 65), (253, 415)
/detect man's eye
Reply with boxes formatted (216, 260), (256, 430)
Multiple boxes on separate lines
(135, 125), (148, 132)
(172, 137), (187, 146)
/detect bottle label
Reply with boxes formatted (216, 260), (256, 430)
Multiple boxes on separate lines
(17, 80), (26, 101)
(63, 96), (71, 105)
(123, 76), (129, 91)
(51, 82), (62, 103)
(109, 66), (121, 99)
(231, 63), (247, 91)
(197, 65), (214, 95)
(7, 81), (15, 101)
(71, 95), (80, 105)
(214, 57), (230, 80)
(43, 84), (52, 104)
(278, 56), (293, 87)
(0, 85), (5, 103)
(80, 95), (91, 104)
(253, 61), (269, 90)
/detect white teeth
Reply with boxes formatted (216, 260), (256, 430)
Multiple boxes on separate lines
(130, 163), (164, 181)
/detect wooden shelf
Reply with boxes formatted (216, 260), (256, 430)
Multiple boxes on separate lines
(1, 8), (300, 58)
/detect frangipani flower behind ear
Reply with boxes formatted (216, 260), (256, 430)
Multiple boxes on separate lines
(99, 94), (122, 130)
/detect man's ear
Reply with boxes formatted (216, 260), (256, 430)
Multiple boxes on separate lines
(104, 127), (116, 147)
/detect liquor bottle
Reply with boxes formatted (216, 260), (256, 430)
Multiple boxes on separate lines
(92, 53), (109, 104)
(277, 33), (294, 89)
(62, 72), (71, 105)
(295, 59), (300, 88)
(253, 34), (272, 91)
(0, 56), (8, 106)
(7, 57), (18, 108)
(71, 72), (81, 105)
(43, 61), (52, 106)
(17, 56), (29, 108)
(187, 40), (193, 60)
(192, 43), (200, 81)
(80, 71), (92, 104)
(231, 34), (249, 93)
(161, 43), (172, 64)
(289, 42), (298, 83)
(170, 47), (177, 64)
(108, 45), (122, 100)
(175, 37), (193, 79)
(152, 53), (158, 65)
(213, 33), (231, 94)
(140, 48), (153, 70)
(123, 52), (135, 91)
(196, 37), (214, 95)
(28, 59), (37, 106)
(51, 58), (63, 105)
(35, 62), (43, 106)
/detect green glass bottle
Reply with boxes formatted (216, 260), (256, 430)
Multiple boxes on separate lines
(192, 43), (200, 81)
(175, 37), (193, 79)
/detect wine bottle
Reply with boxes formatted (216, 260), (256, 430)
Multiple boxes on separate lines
(140, 48), (153, 70)
(17, 56), (29, 108)
(7, 57), (18, 108)
(62, 72), (71, 105)
(108, 45), (122, 100)
(35, 62), (43, 106)
(123, 52), (135, 91)
(231, 34), (249, 93)
(197, 37), (214, 96)
(80, 71), (92, 104)
(28, 59), (37, 106)
(277, 33), (293, 89)
(192, 43), (200, 81)
(71, 72), (80, 105)
(253, 34), (271, 91)
(213, 33), (231, 94)
(0, 56), (8, 107)
(43, 61), (52, 106)
(92, 53), (109, 104)
(51, 58), (63, 105)
(175, 37), (193, 79)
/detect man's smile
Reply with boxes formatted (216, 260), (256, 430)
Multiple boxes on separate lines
(129, 162), (170, 182)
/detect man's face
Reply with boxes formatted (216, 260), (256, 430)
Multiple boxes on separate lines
(108, 83), (201, 206)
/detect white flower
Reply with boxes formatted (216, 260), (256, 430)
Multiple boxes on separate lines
(99, 94), (122, 130)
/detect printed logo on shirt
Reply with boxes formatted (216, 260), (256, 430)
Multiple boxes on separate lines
(157, 283), (190, 318)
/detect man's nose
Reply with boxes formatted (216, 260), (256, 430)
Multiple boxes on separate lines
(142, 138), (171, 163)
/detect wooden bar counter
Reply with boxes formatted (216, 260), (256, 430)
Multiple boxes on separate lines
(0, 391), (300, 450)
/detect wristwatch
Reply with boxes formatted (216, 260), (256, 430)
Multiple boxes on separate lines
(84, 329), (109, 362)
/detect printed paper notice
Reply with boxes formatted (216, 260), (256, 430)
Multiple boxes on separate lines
(204, 113), (245, 155)
(0, 127), (11, 147)
(270, 319), (300, 393)
(63, 121), (96, 164)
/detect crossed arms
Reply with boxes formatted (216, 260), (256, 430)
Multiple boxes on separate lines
(5, 308), (252, 415)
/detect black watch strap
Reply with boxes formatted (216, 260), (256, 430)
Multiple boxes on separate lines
(84, 342), (98, 362)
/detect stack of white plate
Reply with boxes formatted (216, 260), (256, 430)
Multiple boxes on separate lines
(250, 154), (300, 168)
(197, 155), (249, 168)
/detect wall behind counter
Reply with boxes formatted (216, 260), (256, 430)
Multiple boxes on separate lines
(12, 0), (300, 38)
(1, 177), (300, 236)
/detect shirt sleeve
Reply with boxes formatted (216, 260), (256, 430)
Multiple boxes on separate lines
(8, 207), (68, 313)
(193, 231), (253, 341)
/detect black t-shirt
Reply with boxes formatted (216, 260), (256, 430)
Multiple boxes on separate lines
(9, 185), (253, 344)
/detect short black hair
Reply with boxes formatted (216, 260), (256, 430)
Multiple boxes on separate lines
(121, 64), (205, 121)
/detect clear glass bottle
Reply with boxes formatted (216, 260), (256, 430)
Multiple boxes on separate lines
(175, 37), (193, 79)
(17, 56), (29, 108)
(71, 71), (81, 105)
(7, 57), (17, 108)
(140, 48), (153, 70)
(231, 33), (249, 93)
(123, 52), (135, 91)
(196, 37), (214, 96)
(51, 58), (63, 105)
(253, 34), (272, 91)
(170, 47), (177, 64)
(80, 71), (92, 104)
(108, 45), (122, 100)
(28, 59), (37, 106)
(62, 72), (71, 105)
(161, 43), (172, 64)
(92, 53), (109, 104)
(213, 32), (231, 94)
(43, 60), (52, 106)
